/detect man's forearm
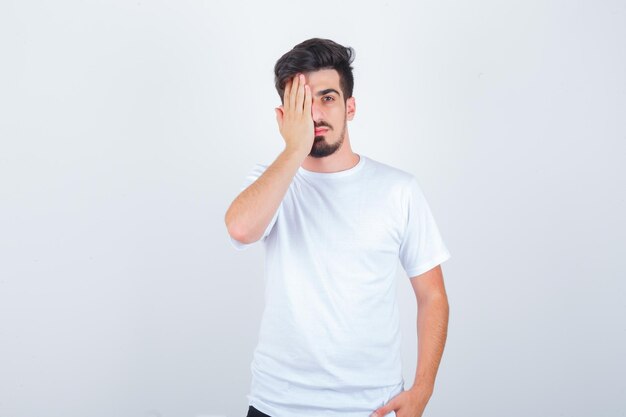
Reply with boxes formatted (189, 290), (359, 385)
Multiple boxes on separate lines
(409, 293), (449, 396)
(225, 147), (306, 243)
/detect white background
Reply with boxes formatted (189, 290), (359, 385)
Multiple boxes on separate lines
(1, 1), (625, 416)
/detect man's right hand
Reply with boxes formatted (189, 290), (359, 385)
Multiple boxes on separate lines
(275, 73), (314, 155)
(226, 76), (315, 245)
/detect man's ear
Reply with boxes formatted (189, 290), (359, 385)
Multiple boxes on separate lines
(346, 96), (356, 121)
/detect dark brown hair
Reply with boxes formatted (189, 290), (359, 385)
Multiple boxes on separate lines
(274, 38), (355, 104)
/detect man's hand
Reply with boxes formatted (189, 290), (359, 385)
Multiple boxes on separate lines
(275, 73), (314, 155)
(370, 385), (432, 417)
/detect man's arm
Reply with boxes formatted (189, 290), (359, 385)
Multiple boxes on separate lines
(225, 73), (313, 244)
(408, 264), (449, 402)
(225, 148), (304, 244)
(371, 264), (449, 417)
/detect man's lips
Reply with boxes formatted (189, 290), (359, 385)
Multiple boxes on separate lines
(314, 128), (329, 134)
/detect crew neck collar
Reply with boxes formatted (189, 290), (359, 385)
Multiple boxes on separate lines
(298, 154), (366, 179)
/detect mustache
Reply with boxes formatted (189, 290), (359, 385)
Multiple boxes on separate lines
(314, 123), (331, 129)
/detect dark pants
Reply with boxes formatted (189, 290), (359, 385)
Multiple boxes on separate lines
(246, 405), (271, 417)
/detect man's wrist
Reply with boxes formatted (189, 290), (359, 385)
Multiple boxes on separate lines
(408, 378), (435, 398)
(283, 145), (310, 160)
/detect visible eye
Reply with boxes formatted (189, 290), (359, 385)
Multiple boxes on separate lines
(322, 96), (335, 102)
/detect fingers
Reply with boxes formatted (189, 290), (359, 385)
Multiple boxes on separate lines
(283, 79), (291, 111)
(295, 74), (305, 115)
(276, 74), (313, 150)
(304, 84), (311, 116)
(290, 74), (301, 113)
(283, 74), (309, 118)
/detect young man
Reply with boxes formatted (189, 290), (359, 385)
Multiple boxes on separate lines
(225, 38), (452, 417)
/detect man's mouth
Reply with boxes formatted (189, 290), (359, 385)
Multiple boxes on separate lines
(315, 128), (329, 134)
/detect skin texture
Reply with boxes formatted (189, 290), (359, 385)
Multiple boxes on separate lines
(226, 69), (449, 417)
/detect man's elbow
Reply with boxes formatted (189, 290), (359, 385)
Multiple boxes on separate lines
(230, 229), (260, 245)
(225, 212), (258, 244)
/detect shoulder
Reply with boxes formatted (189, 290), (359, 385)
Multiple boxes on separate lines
(362, 155), (416, 188)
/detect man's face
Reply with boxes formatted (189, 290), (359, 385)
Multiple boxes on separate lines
(303, 69), (355, 158)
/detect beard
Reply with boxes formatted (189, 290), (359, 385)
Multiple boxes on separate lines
(309, 118), (347, 158)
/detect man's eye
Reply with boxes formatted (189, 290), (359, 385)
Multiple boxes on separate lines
(322, 96), (334, 102)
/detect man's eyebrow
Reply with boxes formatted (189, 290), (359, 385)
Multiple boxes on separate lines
(315, 88), (341, 97)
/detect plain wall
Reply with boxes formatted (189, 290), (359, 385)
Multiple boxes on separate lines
(1, 1), (624, 416)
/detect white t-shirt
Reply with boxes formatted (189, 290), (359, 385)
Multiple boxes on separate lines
(229, 154), (451, 417)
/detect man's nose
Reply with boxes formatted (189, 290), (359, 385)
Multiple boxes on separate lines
(311, 101), (323, 123)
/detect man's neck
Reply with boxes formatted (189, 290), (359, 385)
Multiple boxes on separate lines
(301, 149), (360, 174)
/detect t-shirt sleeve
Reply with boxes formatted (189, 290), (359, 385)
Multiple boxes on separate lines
(398, 176), (451, 277)
(228, 163), (282, 251)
